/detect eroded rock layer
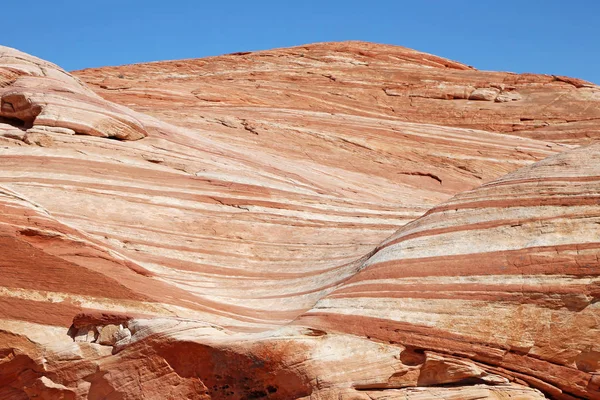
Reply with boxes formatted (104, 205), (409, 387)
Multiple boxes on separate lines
(1, 44), (565, 331)
(1, 42), (599, 399)
(299, 143), (600, 399)
(0, 46), (147, 140)
(75, 41), (600, 145)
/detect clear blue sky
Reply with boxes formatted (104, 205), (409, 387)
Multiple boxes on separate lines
(3, 1), (599, 83)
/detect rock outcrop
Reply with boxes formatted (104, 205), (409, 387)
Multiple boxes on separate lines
(1, 42), (599, 399)
(298, 143), (600, 399)
(76, 41), (600, 145)
(0, 47), (148, 141)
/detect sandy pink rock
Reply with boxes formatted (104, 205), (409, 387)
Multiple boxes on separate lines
(75, 41), (600, 145)
(1, 42), (599, 399)
(0, 46), (148, 140)
(299, 143), (600, 399)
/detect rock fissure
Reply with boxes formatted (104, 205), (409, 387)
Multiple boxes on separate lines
(397, 171), (443, 184)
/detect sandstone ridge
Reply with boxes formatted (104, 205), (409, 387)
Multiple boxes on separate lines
(76, 41), (600, 145)
(1, 42), (599, 399)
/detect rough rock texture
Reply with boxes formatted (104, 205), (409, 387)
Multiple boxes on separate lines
(1, 42), (599, 399)
(75, 41), (600, 145)
(0, 47), (147, 140)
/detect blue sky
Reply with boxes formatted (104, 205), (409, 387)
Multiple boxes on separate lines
(3, 1), (598, 83)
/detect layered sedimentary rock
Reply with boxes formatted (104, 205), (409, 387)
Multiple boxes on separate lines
(298, 143), (600, 399)
(1, 44), (566, 331)
(1, 42), (599, 399)
(0, 47), (147, 140)
(75, 41), (600, 145)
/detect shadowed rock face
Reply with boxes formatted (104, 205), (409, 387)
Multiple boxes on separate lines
(0, 42), (599, 399)
(0, 46), (148, 140)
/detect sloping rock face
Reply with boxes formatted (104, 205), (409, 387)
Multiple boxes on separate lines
(75, 41), (600, 145)
(1, 44), (565, 331)
(0, 42), (599, 399)
(298, 143), (600, 399)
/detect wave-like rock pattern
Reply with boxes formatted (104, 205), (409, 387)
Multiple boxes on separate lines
(0, 44), (563, 332)
(299, 143), (600, 399)
(0, 43), (599, 399)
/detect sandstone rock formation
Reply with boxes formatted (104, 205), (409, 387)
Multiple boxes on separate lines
(299, 143), (600, 399)
(0, 47), (147, 141)
(76, 41), (600, 145)
(1, 42), (599, 399)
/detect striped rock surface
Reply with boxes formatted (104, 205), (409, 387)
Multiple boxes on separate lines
(299, 143), (600, 399)
(0, 44), (566, 332)
(74, 41), (600, 145)
(0, 46), (147, 141)
(0, 42), (598, 399)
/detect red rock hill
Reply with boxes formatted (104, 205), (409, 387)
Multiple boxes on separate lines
(0, 42), (599, 399)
